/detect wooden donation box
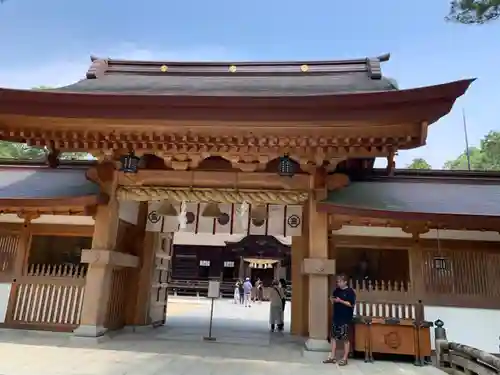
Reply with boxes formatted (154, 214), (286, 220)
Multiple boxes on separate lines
(353, 316), (432, 364)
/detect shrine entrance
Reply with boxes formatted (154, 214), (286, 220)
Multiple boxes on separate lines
(139, 195), (305, 344)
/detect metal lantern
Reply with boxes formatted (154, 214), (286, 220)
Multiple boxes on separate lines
(278, 154), (295, 177)
(119, 152), (141, 173)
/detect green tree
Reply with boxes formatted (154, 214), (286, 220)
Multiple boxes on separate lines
(406, 158), (432, 170)
(0, 141), (46, 161)
(443, 131), (500, 170)
(447, 0), (500, 24)
(479, 130), (500, 170)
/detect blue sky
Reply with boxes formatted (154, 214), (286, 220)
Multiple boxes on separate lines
(0, 0), (498, 168)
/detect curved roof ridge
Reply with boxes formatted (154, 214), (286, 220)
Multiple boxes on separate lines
(85, 53), (391, 80)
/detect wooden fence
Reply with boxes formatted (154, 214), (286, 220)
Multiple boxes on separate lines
(8, 264), (87, 331)
(435, 320), (500, 375)
(0, 234), (19, 274)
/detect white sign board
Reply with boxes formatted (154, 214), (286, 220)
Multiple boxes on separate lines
(207, 281), (220, 298)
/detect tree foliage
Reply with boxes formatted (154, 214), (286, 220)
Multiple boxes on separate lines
(0, 141), (94, 162)
(447, 0), (500, 24)
(443, 131), (500, 170)
(406, 158), (432, 170)
(0, 141), (46, 161)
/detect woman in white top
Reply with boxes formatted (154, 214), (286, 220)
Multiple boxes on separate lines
(233, 281), (240, 304)
(269, 279), (285, 332)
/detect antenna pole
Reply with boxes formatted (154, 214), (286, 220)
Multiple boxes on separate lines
(462, 109), (471, 171)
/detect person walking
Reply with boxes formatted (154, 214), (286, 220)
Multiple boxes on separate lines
(243, 277), (253, 307)
(323, 274), (356, 366)
(233, 281), (240, 304)
(269, 279), (285, 332)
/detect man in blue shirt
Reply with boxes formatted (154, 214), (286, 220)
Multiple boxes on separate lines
(243, 277), (253, 307)
(323, 274), (356, 366)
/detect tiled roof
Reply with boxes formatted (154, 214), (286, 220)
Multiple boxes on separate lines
(52, 54), (397, 96)
(0, 167), (99, 200)
(321, 180), (500, 217)
(53, 73), (397, 96)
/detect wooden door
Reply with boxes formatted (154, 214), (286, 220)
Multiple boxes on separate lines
(149, 233), (172, 326)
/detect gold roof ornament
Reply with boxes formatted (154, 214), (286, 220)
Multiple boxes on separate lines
(300, 64), (309, 72)
(202, 203), (223, 217)
(157, 201), (178, 216)
(160, 65), (168, 72)
(228, 65), (237, 73)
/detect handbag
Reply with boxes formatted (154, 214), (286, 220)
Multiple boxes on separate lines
(273, 287), (286, 311)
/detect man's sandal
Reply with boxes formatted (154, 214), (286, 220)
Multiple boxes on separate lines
(322, 357), (337, 364)
(338, 359), (348, 366)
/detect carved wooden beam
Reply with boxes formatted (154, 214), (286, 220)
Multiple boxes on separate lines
(8, 126), (421, 162)
(86, 162), (116, 195)
(16, 211), (41, 224)
(117, 170), (311, 191)
(402, 222), (430, 239)
(326, 173), (350, 190)
(329, 215), (499, 232)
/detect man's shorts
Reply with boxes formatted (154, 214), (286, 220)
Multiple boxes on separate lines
(331, 323), (349, 341)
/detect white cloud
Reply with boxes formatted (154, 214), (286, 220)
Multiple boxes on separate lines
(0, 44), (240, 89)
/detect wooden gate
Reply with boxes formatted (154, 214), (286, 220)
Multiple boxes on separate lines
(149, 233), (172, 326)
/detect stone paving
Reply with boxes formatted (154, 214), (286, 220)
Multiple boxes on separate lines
(0, 297), (445, 375)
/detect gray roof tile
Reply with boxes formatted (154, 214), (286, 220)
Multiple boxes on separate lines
(323, 181), (500, 217)
(0, 168), (99, 199)
(53, 73), (397, 96)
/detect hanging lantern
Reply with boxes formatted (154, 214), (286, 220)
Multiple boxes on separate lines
(202, 203), (222, 217)
(278, 154), (296, 177)
(157, 202), (178, 216)
(119, 152), (141, 173)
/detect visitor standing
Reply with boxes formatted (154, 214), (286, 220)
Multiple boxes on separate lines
(323, 274), (356, 366)
(243, 277), (253, 307)
(269, 279), (285, 332)
(256, 278), (264, 303)
(234, 281), (240, 304)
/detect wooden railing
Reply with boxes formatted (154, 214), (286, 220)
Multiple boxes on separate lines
(167, 279), (235, 298)
(9, 264), (87, 331)
(349, 279), (415, 305)
(435, 320), (500, 375)
(354, 300), (418, 320)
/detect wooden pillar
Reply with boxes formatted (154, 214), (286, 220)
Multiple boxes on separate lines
(238, 256), (244, 280)
(274, 262), (281, 280)
(303, 170), (335, 351)
(128, 231), (156, 326)
(290, 235), (309, 336)
(327, 233), (336, 335)
(408, 232), (425, 301)
(74, 197), (139, 337)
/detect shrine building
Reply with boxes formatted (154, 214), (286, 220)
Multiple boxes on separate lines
(0, 53), (498, 355)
